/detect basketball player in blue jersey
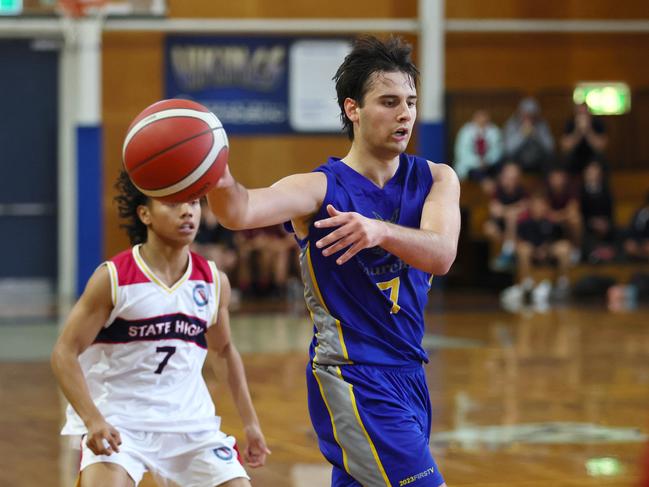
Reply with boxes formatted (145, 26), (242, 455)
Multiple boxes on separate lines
(208, 35), (459, 486)
(51, 171), (270, 487)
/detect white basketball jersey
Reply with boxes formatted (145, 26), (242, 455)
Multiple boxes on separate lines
(62, 245), (222, 435)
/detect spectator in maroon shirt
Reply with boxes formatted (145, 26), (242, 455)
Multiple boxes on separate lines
(545, 166), (582, 254)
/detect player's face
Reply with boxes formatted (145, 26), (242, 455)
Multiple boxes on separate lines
(142, 199), (201, 246)
(353, 70), (417, 156)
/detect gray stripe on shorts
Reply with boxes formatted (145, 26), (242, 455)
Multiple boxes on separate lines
(313, 364), (390, 486)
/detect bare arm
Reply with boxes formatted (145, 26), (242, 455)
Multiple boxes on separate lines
(489, 199), (505, 218)
(560, 131), (581, 153)
(50, 265), (122, 455)
(561, 118), (607, 153)
(314, 162), (461, 275)
(583, 128), (608, 152)
(206, 271), (270, 468)
(206, 165), (326, 231)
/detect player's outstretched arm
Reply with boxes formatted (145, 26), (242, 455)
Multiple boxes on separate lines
(206, 165), (326, 231)
(50, 265), (122, 455)
(314, 162), (460, 275)
(206, 271), (271, 468)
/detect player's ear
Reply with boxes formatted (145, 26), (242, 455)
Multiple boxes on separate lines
(137, 204), (151, 226)
(344, 98), (359, 123)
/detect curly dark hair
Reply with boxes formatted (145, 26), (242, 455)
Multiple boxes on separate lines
(114, 170), (149, 245)
(333, 35), (419, 140)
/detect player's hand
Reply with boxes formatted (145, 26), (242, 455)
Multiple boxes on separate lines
(214, 164), (236, 189)
(85, 417), (122, 456)
(314, 204), (384, 265)
(243, 424), (271, 468)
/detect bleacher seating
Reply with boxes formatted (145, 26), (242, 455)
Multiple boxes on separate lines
(459, 171), (649, 286)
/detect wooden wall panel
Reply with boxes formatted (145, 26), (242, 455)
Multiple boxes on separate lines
(103, 32), (165, 257)
(446, 33), (649, 91)
(446, 0), (649, 20)
(26, 0), (647, 19)
(167, 0), (417, 19)
(226, 136), (349, 188)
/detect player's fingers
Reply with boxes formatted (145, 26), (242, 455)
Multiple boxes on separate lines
(315, 209), (357, 229)
(336, 242), (363, 265)
(213, 165), (233, 188)
(244, 447), (258, 466)
(321, 235), (356, 257)
(100, 437), (115, 456)
(107, 432), (121, 453)
(254, 440), (271, 455)
(247, 453), (265, 468)
(316, 226), (352, 249)
(88, 436), (112, 456)
(326, 204), (342, 217)
(314, 216), (344, 229)
(112, 429), (123, 445)
(87, 442), (102, 456)
(86, 435), (101, 452)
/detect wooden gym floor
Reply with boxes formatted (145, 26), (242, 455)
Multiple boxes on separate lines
(1, 292), (648, 487)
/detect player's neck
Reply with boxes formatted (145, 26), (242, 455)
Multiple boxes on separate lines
(342, 144), (400, 188)
(139, 239), (190, 287)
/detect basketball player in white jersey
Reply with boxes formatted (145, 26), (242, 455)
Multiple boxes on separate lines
(51, 171), (270, 487)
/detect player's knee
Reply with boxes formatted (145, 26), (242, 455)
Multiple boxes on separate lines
(516, 241), (534, 256)
(80, 463), (134, 487)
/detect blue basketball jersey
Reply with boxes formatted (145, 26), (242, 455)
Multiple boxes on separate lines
(297, 153), (434, 367)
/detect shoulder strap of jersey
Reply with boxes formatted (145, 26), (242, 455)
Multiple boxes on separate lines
(103, 261), (118, 307)
(207, 260), (221, 326)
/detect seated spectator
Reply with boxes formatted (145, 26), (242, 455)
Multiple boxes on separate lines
(235, 224), (299, 298)
(483, 161), (529, 271)
(623, 191), (649, 261)
(504, 97), (555, 173)
(545, 166), (582, 254)
(500, 193), (574, 307)
(453, 109), (503, 192)
(192, 199), (237, 276)
(560, 102), (608, 175)
(580, 158), (617, 263)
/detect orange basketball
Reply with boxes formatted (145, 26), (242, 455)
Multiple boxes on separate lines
(122, 99), (228, 203)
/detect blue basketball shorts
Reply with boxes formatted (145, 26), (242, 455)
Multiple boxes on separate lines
(306, 361), (444, 487)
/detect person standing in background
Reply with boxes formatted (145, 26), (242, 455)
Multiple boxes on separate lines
(560, 102), (608, 175)
(504, 97), (555, 173)
(454, 109), (503, 193)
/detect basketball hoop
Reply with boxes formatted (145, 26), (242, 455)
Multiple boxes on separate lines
(58, 0), (107, 18)
(57, 0), (108, 48)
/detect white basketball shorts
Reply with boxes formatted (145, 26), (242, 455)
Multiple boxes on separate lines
(79, 428), (249, 486)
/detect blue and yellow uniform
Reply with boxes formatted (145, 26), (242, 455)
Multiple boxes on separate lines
(296, 154), (445, 486)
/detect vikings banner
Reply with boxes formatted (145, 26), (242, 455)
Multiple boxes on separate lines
(165, 35), (351, 135)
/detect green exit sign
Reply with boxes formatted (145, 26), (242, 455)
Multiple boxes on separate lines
(573, 82), (631, 116)
(0, 0), (22, 15)
(585, 457), (623, 477)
